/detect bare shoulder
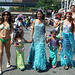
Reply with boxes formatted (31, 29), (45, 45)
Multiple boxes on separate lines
(44, 20), (46, 24)
(10, 22), (14, 27)
(43, 20), (47, 27)
(64, 20), (66, 23)
(33, 19), (36, 23)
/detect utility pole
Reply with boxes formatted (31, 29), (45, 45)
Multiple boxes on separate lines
(67, 0), (68, 11)
(5, 0), (6, 2)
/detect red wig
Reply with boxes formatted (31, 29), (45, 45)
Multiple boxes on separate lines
(64, 12), (74, 33)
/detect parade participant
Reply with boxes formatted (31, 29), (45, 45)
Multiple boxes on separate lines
(54, 15), (64, 55)
(14, 28), (30, 71)
(71, 4), (75, 30)
(0, 11), (14, 74)
(13, 17), (24, 43)
(54, 15), (64, 36)
(25, 16), (29, 30)
(71, 4), (75, 51)
(18, 17), (23, 28)
(46, 30), (61, 68)
(27, 10), (48, 71)
(54, 15), (65, 28)
(60, 12), (74, 70)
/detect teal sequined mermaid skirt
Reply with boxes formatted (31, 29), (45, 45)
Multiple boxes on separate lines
(60, 32), (74, 66)
(49, 45), (57, 66)
(27, 42), (48, 71)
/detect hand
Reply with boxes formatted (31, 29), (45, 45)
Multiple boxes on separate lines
(58, 51), (60, 55)
(60, 36), (63, 40)
(59, 46), (62, 50)
(30, 38), (33, 42)
(53, 49), (55, 52)
(16, 45), (20, 47)
(21, 48), (24, 52)
(58, 21), (60, 25)
(58, 46), (62, 55)
(10, 40), (13, 45)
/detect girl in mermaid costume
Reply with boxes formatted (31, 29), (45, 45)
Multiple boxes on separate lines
(46, 30), (61, 68)
(14, 28), (30, 71)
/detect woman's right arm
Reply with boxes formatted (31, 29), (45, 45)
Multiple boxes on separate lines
(30, 19), (35, 42)
(14, 43), (20, 47)
(54, 21), (60, 28)
(14, 43), (17, 47)
(60, 23), (63, 40)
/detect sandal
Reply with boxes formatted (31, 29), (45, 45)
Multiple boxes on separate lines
(7, 64), (11, 68)
(20, 68), (25, 71)
(53, 66), (56, 69)
(64, 65), (69, 70)
(0, 69), (2, 75)
(7, 62), (11, 68)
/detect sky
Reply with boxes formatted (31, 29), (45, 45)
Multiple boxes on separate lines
(0, 0), (12, 2)
(0, 0), (12, 10)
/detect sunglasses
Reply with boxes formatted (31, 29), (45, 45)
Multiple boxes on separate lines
(61, 17), (64, 18)
(3, 13), (9, 16)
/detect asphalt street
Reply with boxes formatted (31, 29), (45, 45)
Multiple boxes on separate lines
(2, 26), (75, 75)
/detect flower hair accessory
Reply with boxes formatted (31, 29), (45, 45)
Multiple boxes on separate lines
(49, 34), (51, 37)
(16, 42), (19, 45)
(49, 34), (52, 39)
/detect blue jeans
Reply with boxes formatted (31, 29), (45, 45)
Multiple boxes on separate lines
(13, 29), (18, 43)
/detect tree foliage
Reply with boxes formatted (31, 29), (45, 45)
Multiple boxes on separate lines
(9, 7), (37, 11)
(0, 8), (5, 12)
(36, 0), (61, 11)
(9, 7), (24, 11)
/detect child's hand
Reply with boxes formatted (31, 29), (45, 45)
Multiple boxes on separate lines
(53, 48), (55, 52)
(16, 42), (20, 47)
(16, 45), (20, 47)
(49, 37), (51, 40)
(46, 40), (48, 43)
(58, 47), (62, 55)
(60, 36), (63, 40)
(21, 48), (24, 52)
(58, 51), (60, 55)
(59, 47), (62, 50)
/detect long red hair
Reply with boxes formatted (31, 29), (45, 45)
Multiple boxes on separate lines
(64, 12), (74, 33)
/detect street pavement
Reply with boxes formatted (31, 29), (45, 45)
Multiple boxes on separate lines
(2, 26), (75, 75)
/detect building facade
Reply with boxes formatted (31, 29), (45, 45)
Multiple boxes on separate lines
(61, 0), (75, 12)
(13, 0), (23, 3)
(13, 0), (38, 3)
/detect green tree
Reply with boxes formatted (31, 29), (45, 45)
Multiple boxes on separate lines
(36, 0), (61, 12)
(9, 7), (15, 11)
(0, 8), (5, 12)
(9, 7), (24, 11)
(9, 6), (37, 11)
(16, 7), (23, 11)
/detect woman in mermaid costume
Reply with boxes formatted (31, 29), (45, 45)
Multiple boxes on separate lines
(27, 10), (48, 71)
(60, 12), (74, 70)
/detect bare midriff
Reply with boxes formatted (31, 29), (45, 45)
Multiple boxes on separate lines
(72, 14), (75, 31)
(0, 29), (10, 39)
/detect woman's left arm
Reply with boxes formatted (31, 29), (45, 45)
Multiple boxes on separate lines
(44, 21), (47, 41)
(10, 23), (14, 45)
